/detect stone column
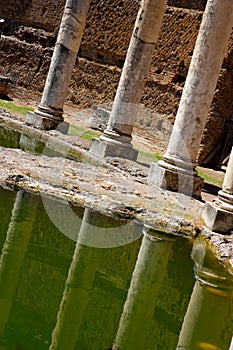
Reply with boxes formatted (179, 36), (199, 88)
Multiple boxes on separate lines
(25, 0), (91, 131)
(112, 230), (174, 350)
(0, 191), (39, 348)
(49, 208), (103, 350)
(176, 242), (233, 350)
(149, 0), (233, 198)
(90, 0), (167, 161)
(203, 146), (233, 232)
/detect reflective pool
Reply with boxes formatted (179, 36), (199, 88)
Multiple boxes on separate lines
(0, 187), (232, 350)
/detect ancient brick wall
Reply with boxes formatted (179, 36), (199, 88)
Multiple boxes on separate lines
(0, 0), (231, 166)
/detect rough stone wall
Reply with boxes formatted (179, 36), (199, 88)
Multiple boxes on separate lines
(0, 0), (231, 165)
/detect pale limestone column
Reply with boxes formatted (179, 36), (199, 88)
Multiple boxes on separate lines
(0, 191), (39, 348)
(149, 0), (233, 198)
(112, 230), (174, 350)
(90, 0), (167, 160)
(203, 146), (233, 232)
(25, 0), (91, 131)
(176, 242), (232, 350)
(49, 208), (104, 350)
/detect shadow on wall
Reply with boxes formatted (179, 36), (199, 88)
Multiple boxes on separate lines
(168, 0), (207, 11)
(0, 0), (65, 31)
(0, 0), (32, 23)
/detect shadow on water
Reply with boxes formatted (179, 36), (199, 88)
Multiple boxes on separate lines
(0, 186), (232, 350)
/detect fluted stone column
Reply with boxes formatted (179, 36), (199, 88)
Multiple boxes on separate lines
(25, 0), (91, 131)
(176, 242), (233, 350)
(49, 208), (104, 350)
(112, 230), (174, 350)
(149, 0), (233, 198)
(0, 191), (39, 348)
(90, 0), (167, 160)
(203, 146), (233, 232)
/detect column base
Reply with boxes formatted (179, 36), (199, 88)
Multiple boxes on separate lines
(148, 161), (203, 198)
(89, 137), (138, 161)
(203, 200), (233, 233)
(25, 111), (69, 134)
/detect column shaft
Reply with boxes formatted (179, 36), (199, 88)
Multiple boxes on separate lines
(49, 209), (103, 350)
(112, 232), (173, 350)
(149, 0), (233, 197)
(26, 0), (91, 130)
(176, 281), (231, 350)
(177, 242), (233, 349)
(90, 0), (167, 160)
(0, 191), (39, 345)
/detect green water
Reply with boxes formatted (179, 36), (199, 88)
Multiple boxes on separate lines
(0, 187), (232, 350)
(0, 124), (83, 161)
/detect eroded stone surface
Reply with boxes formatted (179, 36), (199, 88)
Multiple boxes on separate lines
(0, 110), (232, 274)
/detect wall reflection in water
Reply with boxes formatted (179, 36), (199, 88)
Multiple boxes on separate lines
(0, 187), (232, 350)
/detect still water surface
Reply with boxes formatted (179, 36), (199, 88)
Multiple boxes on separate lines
(0, 187), (232, 350)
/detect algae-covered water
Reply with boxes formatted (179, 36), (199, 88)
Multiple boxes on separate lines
(0, 186), (232, 350)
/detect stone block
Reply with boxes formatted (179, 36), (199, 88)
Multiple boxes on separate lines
(56, 121), (69, 135)
(148, 162), (203, 198)
(89, 107), (110, 131)
(89, 137), (138, 161)
(202, 201), (233, 233)
(25, 111), (66, 132)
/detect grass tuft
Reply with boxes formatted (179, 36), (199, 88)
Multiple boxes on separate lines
(68, 124), (101, 140)
(0, 99), (34, 116)
(138, 151), (163, 162)
(197, 168), (223, 186)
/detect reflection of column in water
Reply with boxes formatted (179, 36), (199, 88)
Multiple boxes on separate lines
(49, 209), (108, 350)
(112, 231), (174, 350)
(0, 191), (39, 345)
(176, 243), (233, 350)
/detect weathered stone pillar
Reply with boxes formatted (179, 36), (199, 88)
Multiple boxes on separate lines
(203, 146), (233, 232)
(176, 242), (233, 350)
(90, 0), (167, 160)
(25, 0), (91, 130)
(112, 230), (174, 350)
(49, 209), (104, 350)
(0, 191), (39, 348)
(149, 0), (233, 198)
